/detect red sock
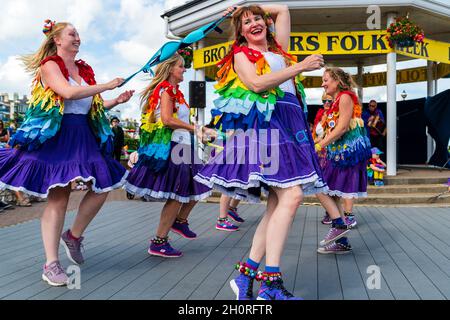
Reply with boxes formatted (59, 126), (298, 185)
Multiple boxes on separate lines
(68, 229), (80, 240)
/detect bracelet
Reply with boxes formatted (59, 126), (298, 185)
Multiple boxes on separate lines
(234, 262), (258, 279)
(255, 271), (282, 285)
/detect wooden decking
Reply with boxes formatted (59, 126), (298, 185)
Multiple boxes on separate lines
(0, 201), (449, 300)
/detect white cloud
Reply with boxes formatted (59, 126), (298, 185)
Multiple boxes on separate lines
(112, 1), (169, 70)
(0, 56), (33, 97)
(164, 0), (189, 11)
(67, 0), (104, 42)
(0, 0), (105, 45)
(112, 41), (154, 68)
(118, 98), (142, 121)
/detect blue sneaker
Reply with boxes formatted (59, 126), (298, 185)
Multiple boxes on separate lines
(230, 274), (255, 300)
(216, 218), (239, 232)
(227, 207), (244, 223)
(148, 241), (182, 258)
(257, 279), (302, 300)
(171, 220), (197, 239)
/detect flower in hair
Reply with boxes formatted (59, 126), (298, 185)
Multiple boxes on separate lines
(43, 19), (56, 36)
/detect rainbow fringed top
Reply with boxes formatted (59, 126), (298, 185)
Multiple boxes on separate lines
(212, 42), (306, 131)
(137, 80), (187, 172)
(324, 91), (372, 167)
(9, 56), (113, 155)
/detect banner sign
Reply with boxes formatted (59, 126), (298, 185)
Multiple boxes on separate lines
(194, 31), (450, 69)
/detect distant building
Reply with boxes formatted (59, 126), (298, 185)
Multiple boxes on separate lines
(106, 107), (138, 129)
(0, 93), (28, 122)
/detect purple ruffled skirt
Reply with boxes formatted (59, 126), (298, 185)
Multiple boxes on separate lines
(195, 92), (328, 203)
(320, 158), (368, 198)
(125, 141), (211, 203)
(0, 114), (127, 197)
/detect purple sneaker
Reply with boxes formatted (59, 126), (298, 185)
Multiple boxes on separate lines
(257, 279), (302, 300)
(227, 208), (245, 223)
(42, 261), (68, 287)
(171, 220), (197, 239)
(216, 218), (239, 232)
(148, 241), (183, 258)
(230, 274), (255, 300)
(317, 241), (352, 254)
(61, 229), (85, 265)
(345, 215), (357, 228)
(319, 225), (350, 246)
(321, 212), (332, 225)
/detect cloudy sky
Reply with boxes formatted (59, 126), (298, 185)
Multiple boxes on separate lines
(0, 0), (448, 123)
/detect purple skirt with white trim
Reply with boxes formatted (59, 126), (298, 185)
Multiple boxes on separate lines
(195, 92), (328, 203)
(0, 114), (127, 197)
(125, 141), (211, 203)
(320, 158), (368, 198)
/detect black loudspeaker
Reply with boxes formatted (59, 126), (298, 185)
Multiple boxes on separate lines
(189, 80), (206, 108)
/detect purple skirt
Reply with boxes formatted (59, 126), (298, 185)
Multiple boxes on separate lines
(320, 158), (368, 198)
(125, 141), (211, 203)
(0, 114), (127, 198)
(195, 92), (328, 203)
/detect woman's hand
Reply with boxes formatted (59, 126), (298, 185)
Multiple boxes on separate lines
(203, 127), (218, 143)
(196, 126), (218, 144)
(115, 90), (135, 105)
(297, 54), (324, 73)
(104, 90), (135, 109)
(223, 6), (238, 17)
(105, 78), (125, 90)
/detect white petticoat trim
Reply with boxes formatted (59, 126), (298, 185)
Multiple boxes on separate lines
(0, 171), (129, 199)
(194, 172), (329, 203)
(324, 189), (368, 199)
(123, 182), (212, 204)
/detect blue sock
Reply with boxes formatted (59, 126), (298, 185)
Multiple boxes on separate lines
(265, 266), (280, 273)
(336, 237), (349, 245)
(332, 217), (345, 225)
(246, 258), (260, 270)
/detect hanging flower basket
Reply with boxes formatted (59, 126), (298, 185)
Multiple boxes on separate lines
(385, 14), (425, 48)
(177, 47), (193, 69)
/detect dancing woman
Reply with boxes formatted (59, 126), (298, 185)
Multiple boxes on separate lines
(195, 5), (350, 300)
(125, 54), (215, 257)
(0, 20), (133, 286)
(315, 67), (372, 253)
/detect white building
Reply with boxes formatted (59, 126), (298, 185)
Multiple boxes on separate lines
(0, 93), (28, 121)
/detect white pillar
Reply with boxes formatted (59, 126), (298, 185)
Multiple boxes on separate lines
(434, 74), (438, 95)
(9, 101), (15, 120)
(357, 62), (364, 102)
(426, 61), (436, 162)
(386, 13), (397, 176)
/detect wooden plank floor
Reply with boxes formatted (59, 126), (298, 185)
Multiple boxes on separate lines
(0, 201), (449, 300)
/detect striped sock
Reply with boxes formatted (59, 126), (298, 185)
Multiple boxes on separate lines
(265, 266), (280, 273)
(246, 258), (260, 270)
